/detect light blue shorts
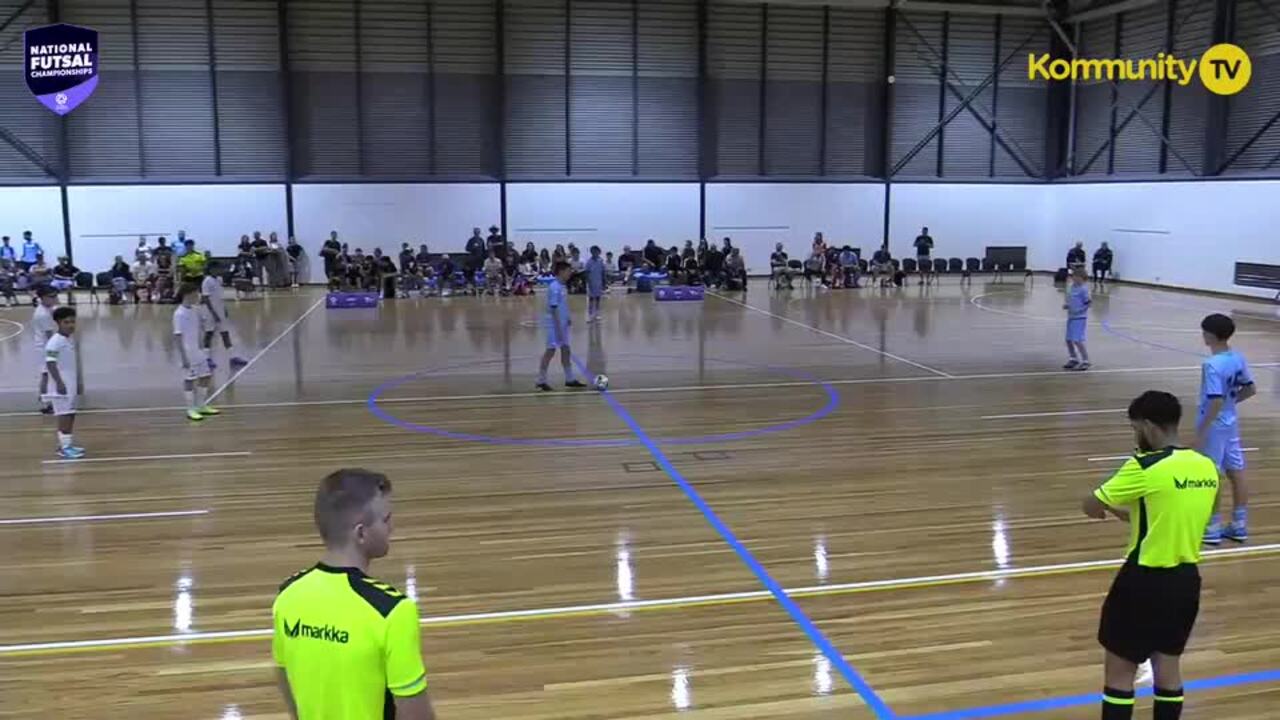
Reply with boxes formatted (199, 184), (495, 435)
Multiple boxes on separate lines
(544, 319), (569, 349)
(1066, 317), (1087, 343)
(1201, 426), (1246, 472)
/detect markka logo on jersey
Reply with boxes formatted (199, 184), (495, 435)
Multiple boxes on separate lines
(24, 23), (99, 115)
(284, 618), (350, 644)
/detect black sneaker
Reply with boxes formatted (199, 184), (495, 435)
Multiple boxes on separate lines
(536, 382), (554, 392)
(40, 404), (53, 415)
(565, 380), (586, 388)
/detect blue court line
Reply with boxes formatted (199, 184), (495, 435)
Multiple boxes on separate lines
(575, 357), (896, 719)
(901, 667), (1280, 719)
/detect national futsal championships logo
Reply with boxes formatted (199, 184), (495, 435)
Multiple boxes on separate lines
(1028, 43), (1252, 96)
(23, 23), (99, 115)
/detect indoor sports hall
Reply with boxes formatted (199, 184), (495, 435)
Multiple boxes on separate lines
(1, 1), (1278, 719)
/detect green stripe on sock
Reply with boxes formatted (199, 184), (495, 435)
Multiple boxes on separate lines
(1103, 695), (1137, 706)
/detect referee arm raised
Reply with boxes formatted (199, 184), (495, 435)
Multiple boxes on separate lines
(273, 468), (437, 720)
(1082, 391), (1218, 720)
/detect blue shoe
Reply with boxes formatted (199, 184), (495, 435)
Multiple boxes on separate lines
(1222, 523), (1248, 543)
(56, 446), (85, 460)
(1203, 525), (1223, 546)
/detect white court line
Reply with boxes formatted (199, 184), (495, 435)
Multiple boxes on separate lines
(42, 451), (252, 466)
(708, 292), (955, 378)
(0, 318), (23, 342)
(4, 362), (1272, 420)
(2, 542), (1276, 655)
(205, 296), (326, 404)
(970, 291), (1277, 334)
(982, 408), (1124, 420)
(0, 509), (210, 526)
(1087, 448), (1259, 463)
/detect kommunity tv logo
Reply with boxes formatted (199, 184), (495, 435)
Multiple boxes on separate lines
(1028, 43), (1252, 95)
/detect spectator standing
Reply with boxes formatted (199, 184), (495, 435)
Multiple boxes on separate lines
(465, 227), (486, 287)
(320, 232), (342, 281)
(398, 243), (415, 274)
(0, 236), (15, 264)
(914, 227), (935, 285)
(486, 225), (506, 261)
(20, 231), (42, 271)
(286, 236), (303, 288)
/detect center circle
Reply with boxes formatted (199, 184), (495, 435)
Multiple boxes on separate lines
(366, 354), (839, 448)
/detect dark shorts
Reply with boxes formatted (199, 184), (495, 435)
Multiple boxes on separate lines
(1098, 562), (1201, 664)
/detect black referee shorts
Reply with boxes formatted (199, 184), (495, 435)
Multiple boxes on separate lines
(1098, 561), (1201, 665)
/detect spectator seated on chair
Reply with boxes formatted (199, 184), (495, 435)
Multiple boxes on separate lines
(838, 246), (860, 288)
(50, 256), (80, 304)
(770, 243), (793, 289)
(1066, 241), (1086, 273)
(681, 250), (702, 286)
(436, 254), (457, 296)
(724, 248), (747, 291)
(109, 255), (135, 304)
(1092, 242), (1113, 285)
(664, 247), (683, 284)
(0, 260), (17, 307)
(483, 251), (506, 295)
(870, 248), (893, 287)
(824, 244), (844, 288)
(618, 246), (636, 284)
(701, 244), (725, 287)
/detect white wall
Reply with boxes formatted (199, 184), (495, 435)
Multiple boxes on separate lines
(292, 183), (500, 282)
(0, 187), (65, 262)
(705, 183), (885, 274)
(505, 183), (700, 259)
(888, 183), (1053, 267)
(67, 184), (288, 273)
(1051, 181), (1279, 297)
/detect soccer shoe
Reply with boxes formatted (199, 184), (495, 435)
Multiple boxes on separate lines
(1062, 359), (1079, 370)
(1202, 525), (1223, 546)
(186, 409), (205, 422)
(1074, 361), (1092, 371)
(536, 382), (554, 392)
(56, 446), (85, 460)
(197, 406), (221, 416)
(1223, 523), (1248, 543)
(40, 404), (53, 415)
(207, 358), (218, 370)
(565, 380), (586, 388)
(229, 357), (249, 367)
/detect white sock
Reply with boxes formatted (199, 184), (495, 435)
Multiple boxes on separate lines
(184, 389), (196, 409)
(58, 432), (72, 449)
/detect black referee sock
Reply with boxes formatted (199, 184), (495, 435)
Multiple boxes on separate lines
(1153, 687), (1184, 720)
(1101, 687), (1135, 719)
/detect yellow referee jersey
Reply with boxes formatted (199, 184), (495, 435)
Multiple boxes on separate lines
(1093, 447), (1218, 568)
(273, 563), (427, 719)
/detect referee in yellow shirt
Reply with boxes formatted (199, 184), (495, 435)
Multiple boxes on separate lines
(1083, 391), (1218, 720)
(273, 469), (436, 720)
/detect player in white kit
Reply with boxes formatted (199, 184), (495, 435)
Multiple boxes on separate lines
(31, 286), (59, 414)
(175, 283), (221, 422)
(44, 306), (83, 459)
(200, 262), (247, 368)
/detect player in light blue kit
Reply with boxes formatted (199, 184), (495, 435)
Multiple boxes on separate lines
(1062, 268), (1092, 371)
(1197, 313), (1256, 545)
(537, 261), (586, 392)
(584, 245), (606, 323)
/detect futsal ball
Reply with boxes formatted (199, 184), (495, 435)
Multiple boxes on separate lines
(593, 374), (610, 391)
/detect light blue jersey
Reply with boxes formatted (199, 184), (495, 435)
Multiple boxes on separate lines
(1198, 349), (1254, 429)
(1066, 283), (1091, 319)
(544, 278), (569, 347)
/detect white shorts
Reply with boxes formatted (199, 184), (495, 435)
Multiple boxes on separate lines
(183, 351), (212, 381)
(42, 394), (77, 416)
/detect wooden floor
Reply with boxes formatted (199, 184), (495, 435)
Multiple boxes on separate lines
(1, 279), (1278, 719)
